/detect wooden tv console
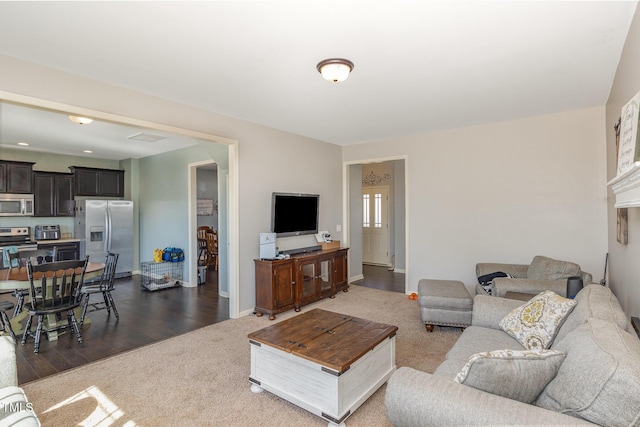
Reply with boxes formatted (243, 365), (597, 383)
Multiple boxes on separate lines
(254, 247), (349, 320)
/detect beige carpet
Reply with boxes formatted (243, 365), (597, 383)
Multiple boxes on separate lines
(23, 285), (461, 426)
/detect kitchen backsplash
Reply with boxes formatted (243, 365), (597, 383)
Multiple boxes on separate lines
(0, 217), (75, 238)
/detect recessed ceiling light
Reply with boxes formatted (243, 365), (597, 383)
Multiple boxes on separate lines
(83, 150), (93, 154)
(68, 115), (93, 125)
(17, 142), (29, 146)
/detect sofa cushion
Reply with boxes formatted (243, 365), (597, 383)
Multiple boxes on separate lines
(536, 319), (640, 426)
(527, 256), (581, 281)
(453, 349), (566, 404)
(499, 291), (576, 350)
(554, 284), (632, 345)
(445, 326), (525, 362)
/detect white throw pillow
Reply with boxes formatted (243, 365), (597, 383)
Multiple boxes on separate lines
(499, 291), (577, 350)
(454, 349), (566, 403)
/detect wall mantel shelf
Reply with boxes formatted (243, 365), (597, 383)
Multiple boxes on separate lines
(608, 162), (640, 208)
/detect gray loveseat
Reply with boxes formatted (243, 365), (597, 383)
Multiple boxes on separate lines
(385, 285), (640, 426)
(0, 336), (40, 426)
(476, 255), (594, 297)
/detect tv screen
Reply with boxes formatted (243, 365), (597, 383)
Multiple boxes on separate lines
(272, 193), (319, 237)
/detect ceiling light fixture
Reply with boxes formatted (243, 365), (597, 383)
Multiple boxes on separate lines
(316, 58), (354, 83)
(83, 150), (93, 154)
(68, 115), (93, 125)
(17, 142), (29, 146)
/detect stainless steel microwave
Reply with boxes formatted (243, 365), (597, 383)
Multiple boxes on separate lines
(0, 193), (34, 216)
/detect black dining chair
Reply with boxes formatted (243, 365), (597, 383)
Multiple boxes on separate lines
(22, 257), (88, 354)
(80, 252), (119, 327)
(10, 247), (57, 317)
(0, 301), (17, 344)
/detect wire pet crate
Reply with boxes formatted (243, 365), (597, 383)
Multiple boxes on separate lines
(140, 261), (184, 291)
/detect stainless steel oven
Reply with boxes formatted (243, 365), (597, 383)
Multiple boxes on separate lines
(0, 194), (34, 217)
(0, 226), (37, 268)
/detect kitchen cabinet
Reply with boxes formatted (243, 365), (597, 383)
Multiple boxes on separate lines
(0, 161), (35, 193)
(254, 248), (349, 320)
(69, 166), (124, 197)
(38, 241), (80, 262)
(33, 172), (74, 217)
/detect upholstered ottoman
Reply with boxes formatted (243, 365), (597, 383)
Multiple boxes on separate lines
(418, 279), (473, 332)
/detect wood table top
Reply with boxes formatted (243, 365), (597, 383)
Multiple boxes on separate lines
(248, 308), (397, 373)
(0, 262), (105, 290)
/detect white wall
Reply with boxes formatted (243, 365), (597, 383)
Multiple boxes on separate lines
(606, 6), (640, 318)
(0, 54), (343, 316)
(343, 107), (608, 294)
(348, 164), (363, 281)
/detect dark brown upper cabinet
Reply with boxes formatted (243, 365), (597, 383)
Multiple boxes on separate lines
(69, 166), (124, 197)
(33, 171), (74, 217)
(0, 160), (35, 193)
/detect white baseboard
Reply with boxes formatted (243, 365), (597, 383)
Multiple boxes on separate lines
(240, 307), (256, 317)
(350, 274), (364, 282)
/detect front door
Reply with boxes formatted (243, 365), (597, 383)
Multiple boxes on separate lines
(362, 186), (389, 266)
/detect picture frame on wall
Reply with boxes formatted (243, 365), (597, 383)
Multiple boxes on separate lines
(616, 90), (640, 176)
(615, 116), (629, 245)
(197, 198), (215, 216)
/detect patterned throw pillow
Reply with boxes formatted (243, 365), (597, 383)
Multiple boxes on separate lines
(454, 349), (566, 403)
(499, 291), (577, 350)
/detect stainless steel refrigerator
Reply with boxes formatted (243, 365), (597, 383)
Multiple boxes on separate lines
(75, 200), (134, 278)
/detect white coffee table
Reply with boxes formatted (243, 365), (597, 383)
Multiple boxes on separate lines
(248, 308), (398, 427)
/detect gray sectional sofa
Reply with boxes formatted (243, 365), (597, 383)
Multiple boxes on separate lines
(385, 285), (640, 426)
(0, 336), (40, 426)
(476, 255), (594, 297)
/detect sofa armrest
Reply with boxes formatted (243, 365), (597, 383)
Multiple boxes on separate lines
(476, 262), (528, 279)
(0, 336), (18, 388)
(493, 277), (567, 297)
(385, 367), (596, 426)
(581, 271), (594, 284)
(471, 295), (523, 328)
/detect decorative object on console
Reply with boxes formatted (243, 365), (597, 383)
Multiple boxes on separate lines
(259, 233), (276, 259)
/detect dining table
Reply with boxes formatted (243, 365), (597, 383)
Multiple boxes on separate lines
(0, 261), (105, 341)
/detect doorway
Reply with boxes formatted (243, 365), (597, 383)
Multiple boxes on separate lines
(195, 163), (223, 293)
(362, 186), (390, 266)
(345, 158), (407, 293)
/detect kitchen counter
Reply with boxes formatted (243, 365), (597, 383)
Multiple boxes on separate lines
(35, 238), (82, 244)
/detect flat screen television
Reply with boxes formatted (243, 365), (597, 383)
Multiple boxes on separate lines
(271, 192), (319, 237)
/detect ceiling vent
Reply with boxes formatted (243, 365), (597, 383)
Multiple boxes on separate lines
(127, 132), (167, 142)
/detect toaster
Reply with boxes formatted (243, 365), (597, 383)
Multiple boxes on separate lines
(35, 225), (61, 240)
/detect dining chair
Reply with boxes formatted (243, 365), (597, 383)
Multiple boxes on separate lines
(10, 247), (58, 317)
(0, 301), (17, 344)
(79, 252), (119, 327)
(22, 257), (88, 354)
(197, 237), (208, 266)
(205, 229), (219, 271)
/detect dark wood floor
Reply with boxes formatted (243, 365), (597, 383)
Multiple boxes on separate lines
(353, 264), (406, 293)
(1, 268), (228, 385)
(1, 264), (401, 385)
